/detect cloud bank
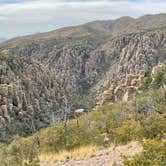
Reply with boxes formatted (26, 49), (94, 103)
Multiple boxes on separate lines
(0, 0), (166, 38)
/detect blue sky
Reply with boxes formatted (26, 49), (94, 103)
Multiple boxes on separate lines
(0, 0), (166, 39)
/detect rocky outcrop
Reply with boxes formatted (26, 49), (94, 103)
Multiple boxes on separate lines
(98, 62), (166, 105)
(0, 14), (165, 141)
(74, 109), (88, 117)
(0, 55), (71, 141)
(125, 70), (146, 87)
(98, 70), (147, 105)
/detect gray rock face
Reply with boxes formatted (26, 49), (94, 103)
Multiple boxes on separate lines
(0, 14), (166, 141)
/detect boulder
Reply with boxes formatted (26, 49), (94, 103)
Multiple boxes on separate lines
(123, 86), (136, 102)
(74, 109), (87, 117)
(125, 74), (138, 86)
(131, 79), (139, 86)
(114, 85), (125, 101)
(7, 84), (13, 97)
(0, 105), (8, 117)
(139, 70), (146, 77)
(0, 84), (8, 96)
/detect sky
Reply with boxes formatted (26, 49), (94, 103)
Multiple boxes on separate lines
(0, 0), (166, 39)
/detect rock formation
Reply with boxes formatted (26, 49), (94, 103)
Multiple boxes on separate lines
(0, 14), (165, 141)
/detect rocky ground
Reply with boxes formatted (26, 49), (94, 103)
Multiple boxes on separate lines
(41, 141), (142, 166)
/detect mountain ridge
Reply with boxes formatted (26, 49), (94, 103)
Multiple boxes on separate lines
(0, 37), (7, 43)
(0, 13), (165, 142)
(1, 13), (166, 48)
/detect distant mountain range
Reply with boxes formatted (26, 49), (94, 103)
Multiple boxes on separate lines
(0, 37), (7, 43)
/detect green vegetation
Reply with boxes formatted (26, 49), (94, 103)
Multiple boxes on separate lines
(151, 71), (166, 89)
(0, 136), (39, 166)
(124, 139), (166, 166)
(0, 70), (165, 165)
(0, 53), (25, 74)
(0, 14), (165, 166)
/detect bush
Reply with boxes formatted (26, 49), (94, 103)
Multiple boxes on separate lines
(141, 115), (166, 139)
(0, 135), (39, 166)
(115, 120), (142, 144)
(140, 75), (152, 90)
(124, 139), (166, 166)
(151, 71), (165, 89)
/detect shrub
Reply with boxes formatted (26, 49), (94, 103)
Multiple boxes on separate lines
(151, 71), (165, 89)
(124, 139), (166, 166)
(141, 115), (166, 139)
(115, 120), (142, 144)
(140, 75), (152, 90)
(0, 135), (39, 166)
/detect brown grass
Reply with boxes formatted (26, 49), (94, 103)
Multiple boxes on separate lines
(39, 145), (99, 162)
(40, 141), (142, 166)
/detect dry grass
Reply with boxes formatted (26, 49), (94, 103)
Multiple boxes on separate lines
(40, 141), (142, 166)
(39, 145), (99, 162)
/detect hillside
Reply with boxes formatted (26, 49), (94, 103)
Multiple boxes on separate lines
(0, 13), (165, 143)
(0, 65), (165, 166)
(1, 14), (166, 46)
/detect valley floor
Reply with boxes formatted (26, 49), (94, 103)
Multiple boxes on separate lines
(41, 141), (142, 166)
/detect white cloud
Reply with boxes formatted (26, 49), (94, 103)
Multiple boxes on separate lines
(0, 0), (166, 38)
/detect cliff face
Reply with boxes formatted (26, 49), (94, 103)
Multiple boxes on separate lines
(0, 55), (64, 141)
(90, 30), (166, 102)
(0, 14), (166, 141)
